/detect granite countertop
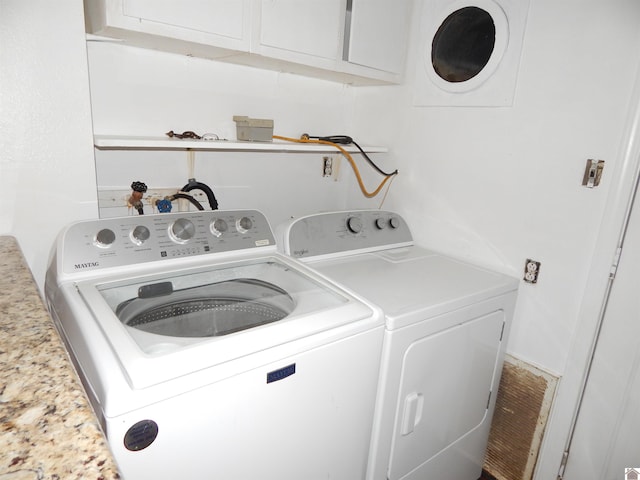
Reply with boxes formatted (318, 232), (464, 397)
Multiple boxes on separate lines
(0, 236), (120, 479)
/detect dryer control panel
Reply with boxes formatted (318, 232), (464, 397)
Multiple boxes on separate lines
(281, 210), (413, 259)
(57, 210), (275, 275)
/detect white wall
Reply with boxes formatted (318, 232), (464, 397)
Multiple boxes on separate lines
(86, 41), (357, 139)
(87, 41), (385, 226)
(0, 0), (98, 288)
(353, 0), (640, 377)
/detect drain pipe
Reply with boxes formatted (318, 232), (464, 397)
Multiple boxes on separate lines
(181, 178), (219, 210)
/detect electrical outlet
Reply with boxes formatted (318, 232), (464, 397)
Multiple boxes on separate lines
(524, 259), (541, 284)
(323, 156), (333, 177)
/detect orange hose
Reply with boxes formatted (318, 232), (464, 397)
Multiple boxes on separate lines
(272, 135), (397, 198)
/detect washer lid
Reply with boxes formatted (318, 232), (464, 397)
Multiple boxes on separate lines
(75, 255), (378, 389)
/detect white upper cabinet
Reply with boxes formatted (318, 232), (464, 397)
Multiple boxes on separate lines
(256, 0), (345, 69)
(344, 0), (410, 75)
(83, 0), (410, 84)
(123, 1), (246, 45)
(85, 0), (252, 57)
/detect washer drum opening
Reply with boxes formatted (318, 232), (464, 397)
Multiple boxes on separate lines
(116, 278), (295, 338)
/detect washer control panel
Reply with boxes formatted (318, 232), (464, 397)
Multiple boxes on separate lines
(283, 210), (413, 259)
(59, 210), (275, 274)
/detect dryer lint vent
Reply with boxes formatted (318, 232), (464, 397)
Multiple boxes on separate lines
(482, 355), (558, 480)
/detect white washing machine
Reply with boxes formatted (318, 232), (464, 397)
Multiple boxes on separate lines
(277, 210), (519, 480)
(45, 209), (385, 480)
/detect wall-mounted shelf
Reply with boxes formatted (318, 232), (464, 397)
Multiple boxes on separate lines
(93, 135), (388, 154)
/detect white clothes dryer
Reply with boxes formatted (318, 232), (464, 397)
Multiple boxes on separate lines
(277, 210), (519, 480)
(45, 209), (385, 480)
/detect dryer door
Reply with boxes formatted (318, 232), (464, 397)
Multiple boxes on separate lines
(388, 310), (505, 480)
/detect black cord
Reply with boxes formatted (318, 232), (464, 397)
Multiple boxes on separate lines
(181, 179), (219, 210)
(314, 135), (353, 144)
(169, 193), (205, 210)
(306, 134), (398, 177)
(351, 139), (398, 177)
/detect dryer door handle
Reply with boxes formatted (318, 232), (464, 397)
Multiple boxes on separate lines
(400, 392), (424, 435)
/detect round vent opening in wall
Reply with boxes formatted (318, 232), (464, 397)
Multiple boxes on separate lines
(431, 7), (496, 83)
(413, 0), (530, 107)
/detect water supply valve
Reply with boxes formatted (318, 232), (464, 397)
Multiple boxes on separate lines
(129, 181), (148, 215)
(156, 198), (172, 213)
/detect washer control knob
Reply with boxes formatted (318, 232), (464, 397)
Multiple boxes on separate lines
(210, 218), (229, 237)
(389, 217), (400, 229)
(236, 216), (253, 234)
(170, 218), (196, 243)
(346, 216), (363, 234)
(131, 225), (151, 245)
(95, 228), (116, 248)
(375, 217), (387, 230)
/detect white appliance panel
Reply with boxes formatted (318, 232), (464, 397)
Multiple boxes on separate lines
(366, 295), (515, 480)
(389, 310), (505, 480)
(107, 326), (382, 480)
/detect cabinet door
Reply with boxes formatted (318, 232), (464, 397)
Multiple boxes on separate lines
(89, 0), (252, 52)
(345, 0), (410, 74)
(86, 0), (405, 84)
(257, 0), (345, 66)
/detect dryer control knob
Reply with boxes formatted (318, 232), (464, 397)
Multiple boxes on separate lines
(236, 216), (253, 234)
(170, 218), (196, 243)
(389, 217), (400, 229)
(346, 216), (363, 234)
(375, 218), (387, 230)
(95, 228), (116, 248)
